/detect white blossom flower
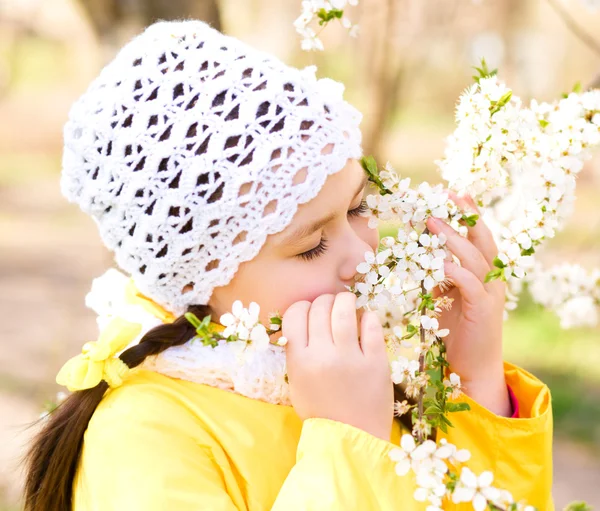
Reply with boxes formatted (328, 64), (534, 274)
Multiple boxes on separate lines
(443, 372), (462, 399)
(389, 434), (417, 476)
(393, 400), (412, 416)
(418, 254), (446, 291)
(220, 301), (270, 352)
(391, 356), (419, 385)
(420, 315), (450, 339)
(452, 467), (501, 511)
(356, 249), (392, 284)
(497, 242), (534, 279)
(355, 281), (390, 309)
(296, 0), (360, 51)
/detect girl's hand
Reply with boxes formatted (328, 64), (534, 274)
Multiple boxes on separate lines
(426, 192), (512, 417)
(282, 292), (394, 441)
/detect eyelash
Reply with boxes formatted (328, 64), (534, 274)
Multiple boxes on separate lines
(296, 200), (368, 261)
(348, 199), (369, 218)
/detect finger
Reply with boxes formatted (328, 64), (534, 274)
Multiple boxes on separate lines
(442, 260), (487, 308)
(308, 294), (335, 346)
(448, 191), (499, 268)
(282, 300), (311, 354)
(359, 310), (385, 357)
(331, 292), (359, 351)
(426, 216), (491, 283)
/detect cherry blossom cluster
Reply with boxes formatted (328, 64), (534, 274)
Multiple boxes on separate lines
(526, 262), (600, 329)
(390, 434), (536, 511)
(353, 159), (469, 313)
(294, 0), (359, 51)
(436, 74), (600, 324)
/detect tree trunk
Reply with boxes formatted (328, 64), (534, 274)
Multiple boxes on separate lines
(78, 0), (222, 47)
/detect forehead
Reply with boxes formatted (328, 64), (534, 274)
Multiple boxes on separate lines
(268, 158), (365, 240)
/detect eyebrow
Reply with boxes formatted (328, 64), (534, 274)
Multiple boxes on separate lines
(281, 174), (368, 246)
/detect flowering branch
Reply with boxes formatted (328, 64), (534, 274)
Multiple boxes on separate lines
(349, 59), (599, 507)
(185, 300), (286, 351)
(436, 62), (600, 324)
(295, 0), (359, 51)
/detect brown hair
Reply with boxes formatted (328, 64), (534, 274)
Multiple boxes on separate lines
(23, 303), (413, 511)
(23, 304), (210, 511)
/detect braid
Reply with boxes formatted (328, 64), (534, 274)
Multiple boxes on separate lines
(119, 304), (212, 369)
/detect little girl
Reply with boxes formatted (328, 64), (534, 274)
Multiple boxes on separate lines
(23, 20), (553, 511)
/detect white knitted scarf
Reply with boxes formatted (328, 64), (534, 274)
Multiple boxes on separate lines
(86, 268), (291, 405)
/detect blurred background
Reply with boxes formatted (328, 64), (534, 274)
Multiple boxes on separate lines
(0, 0), (599, 509)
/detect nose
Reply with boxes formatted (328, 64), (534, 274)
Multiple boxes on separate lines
(339, 222), (379, 285)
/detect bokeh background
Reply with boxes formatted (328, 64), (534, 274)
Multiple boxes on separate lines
(0, 0), (599, 509)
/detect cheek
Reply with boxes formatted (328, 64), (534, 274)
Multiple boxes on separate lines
(355, 218), (379, 252)
(266, 259), (333, 311)
(226, 257), (331, 323)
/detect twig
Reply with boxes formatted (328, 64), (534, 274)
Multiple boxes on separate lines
(588, 72), (600, 89)
(416, 227), (430, 444)
(546, 0), (600, 58)
(417, 287), (426, 443)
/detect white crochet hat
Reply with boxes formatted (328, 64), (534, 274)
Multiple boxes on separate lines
(61, 20), (363, 315)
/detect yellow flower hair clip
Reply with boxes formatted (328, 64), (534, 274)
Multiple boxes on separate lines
(56, 317), (142, 392)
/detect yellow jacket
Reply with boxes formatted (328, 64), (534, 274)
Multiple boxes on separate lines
(73, 362), (553, 510)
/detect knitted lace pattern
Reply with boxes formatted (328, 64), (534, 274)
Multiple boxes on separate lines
(61, 20), (363, 315)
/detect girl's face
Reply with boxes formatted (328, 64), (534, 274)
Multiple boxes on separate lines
(208, 157), (378, 325)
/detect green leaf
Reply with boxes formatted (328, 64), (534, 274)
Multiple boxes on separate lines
(184, 312), (202, 328)
(484, 268), (502, 283)
(432, 378), (445, 392)
(472, 57), (498, 83)
(439, 414), (454, 428)
(360, 155), (378, 175)
(489, 90), (513, 115)
(461, 213), (479, 227)
(446, 402), (471, 413)
(425, 350), (435, 366)
(538, 119), (549, 128)
(360, 155), (389, 194)
(497, 90), (513, 107)
(520, 246), (535, 256)
(317, 8), (344, 25)
(564, 502), (592, 511)
(269, 315), (282, 326)
(572, 81), (583, 94)
(406, 324), (417, 333)
(438, 420), (448, 434)
(200, 314), (212, 329)
(200, 335), (218, 348)
(492, 256), (506, 268)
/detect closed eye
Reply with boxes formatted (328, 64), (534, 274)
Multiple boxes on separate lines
(348, 199), (368, 218)
(296, 236), (329, 261)
(295, 200), (369, 261)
